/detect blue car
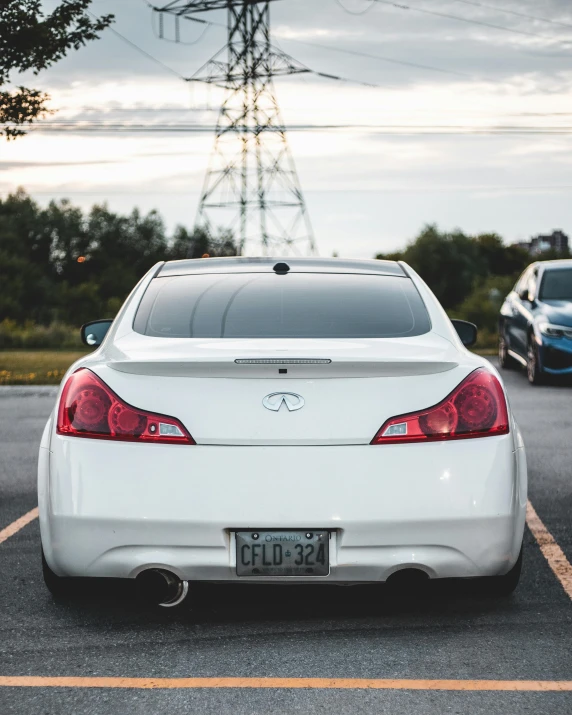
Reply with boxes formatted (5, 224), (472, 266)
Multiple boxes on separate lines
(499, 259), (572, 384)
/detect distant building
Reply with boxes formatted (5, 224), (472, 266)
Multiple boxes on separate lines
(515, 230), (569, 255)
(514, 241), (532, 252)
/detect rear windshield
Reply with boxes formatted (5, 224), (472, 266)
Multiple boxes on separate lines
(539, 268), (572, 301)
(133, 273), (431, 339)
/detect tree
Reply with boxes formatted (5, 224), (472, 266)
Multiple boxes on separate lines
(376, 225), (486, 309)
(0, 189), (239, 326)
(451, 275), (516, 334)
(475, 233), (529, 277)
(376, 224), (533, 310)
(0, 0), (113, 139)
(170, 226), (239, 260)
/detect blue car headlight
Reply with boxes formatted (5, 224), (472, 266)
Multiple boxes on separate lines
(538, 322), (572, 339)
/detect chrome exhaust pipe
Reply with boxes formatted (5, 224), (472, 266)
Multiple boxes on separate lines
(136, 569), (189, 607)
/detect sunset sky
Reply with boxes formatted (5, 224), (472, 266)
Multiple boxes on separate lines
(2, 0), (572, 256)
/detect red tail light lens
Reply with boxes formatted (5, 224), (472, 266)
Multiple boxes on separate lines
(371, 368), (509, 445)
(57, 368), (195, 445)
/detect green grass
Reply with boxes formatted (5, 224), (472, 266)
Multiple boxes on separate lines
(0, 350), (90, 385)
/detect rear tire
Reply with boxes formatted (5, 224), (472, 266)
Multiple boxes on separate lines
(498, 334), (517, 370)
(476, 546), (523, 598)
(527, 339), (544, 385)
(42, 549), (79, 600)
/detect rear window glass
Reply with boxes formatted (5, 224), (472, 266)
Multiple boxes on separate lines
(133, 273), (431, 339)
(539, 268), (572, 301)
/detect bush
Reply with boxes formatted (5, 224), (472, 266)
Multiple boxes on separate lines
(449, 275), (517, 350)
(0, 319), (82, 349)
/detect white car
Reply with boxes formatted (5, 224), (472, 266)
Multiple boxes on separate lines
(39, 257), (527, 605)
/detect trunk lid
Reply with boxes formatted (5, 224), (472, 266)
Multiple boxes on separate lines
(93, 333), (470, 446)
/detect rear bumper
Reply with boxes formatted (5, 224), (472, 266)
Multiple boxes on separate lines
(39, 435), (527, 582)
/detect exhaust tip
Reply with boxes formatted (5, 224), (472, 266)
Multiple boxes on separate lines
(386, 568), (430, 593)
(136, 569), (189, 607)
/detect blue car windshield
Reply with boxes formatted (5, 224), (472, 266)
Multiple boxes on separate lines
(539, 268), (572, 301)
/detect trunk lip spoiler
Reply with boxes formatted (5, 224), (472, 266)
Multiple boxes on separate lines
(106, 359), (460, 378)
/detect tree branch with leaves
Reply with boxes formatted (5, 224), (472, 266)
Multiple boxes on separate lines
(0, 0), (113, 139)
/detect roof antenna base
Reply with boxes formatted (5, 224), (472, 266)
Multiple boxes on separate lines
(273, 262), (290, 274)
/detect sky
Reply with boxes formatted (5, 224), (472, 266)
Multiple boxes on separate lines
(2, 0), (572, 257)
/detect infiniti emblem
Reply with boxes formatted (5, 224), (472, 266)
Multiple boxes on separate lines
(262, 392), (305, 412)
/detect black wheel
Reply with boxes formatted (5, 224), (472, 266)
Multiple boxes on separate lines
(498, 333), (517, 370)
(527, 339), (544, 385)
(42, 549), (79, 599)
(476, 546), (523, 598)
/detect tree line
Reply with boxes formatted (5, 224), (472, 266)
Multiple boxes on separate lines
(0, 189), (237, 328)
(376, 225), (569, 345)
(1, 189), (568, 348)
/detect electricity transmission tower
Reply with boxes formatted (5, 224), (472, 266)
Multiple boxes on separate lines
(153, 1), (317, 256)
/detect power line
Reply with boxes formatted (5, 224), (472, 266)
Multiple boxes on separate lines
(53, 106), (572, 118)
(311, 70), (382, 88)
(289, 38), (471, 78)
(75, 3), (572, 99)
(12, 186), (572, 195)
(145, 5), (467, 81)
(141, 4), (380, 89)
(95, 6), (384, 95)
(372, 0), (572, 46)
(334, 0), (377, 15)
(452, 0), (572, 32)
(87, 10), (187, 79)
(143, 0), (572, 57)
(16, 121), (572, 134)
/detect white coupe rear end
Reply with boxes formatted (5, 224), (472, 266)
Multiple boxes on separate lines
(38, 258), (527, 602)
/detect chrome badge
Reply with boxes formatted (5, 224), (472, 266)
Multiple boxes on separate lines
(262, 392), (305, 412)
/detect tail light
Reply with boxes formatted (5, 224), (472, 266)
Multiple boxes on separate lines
(57, 368), (195, 445)
(371, 368), (509, 445)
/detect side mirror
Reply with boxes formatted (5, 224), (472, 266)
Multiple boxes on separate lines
(451, 319), (478, 348)
(518, 288), (530, 302)
(81, 319), (113, 347)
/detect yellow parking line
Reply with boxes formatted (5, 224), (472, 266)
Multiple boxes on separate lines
(0, 677), (571, 691)
(526, 500), (572, 601)
(0, 507), (38, 545)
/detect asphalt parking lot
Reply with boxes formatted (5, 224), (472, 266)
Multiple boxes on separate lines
(0, 363), (570, 715)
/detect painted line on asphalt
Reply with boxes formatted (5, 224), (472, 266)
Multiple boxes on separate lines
(0, 677), (571, 691)
(0, 507), (38, 546)
(526, 500), (572, 601)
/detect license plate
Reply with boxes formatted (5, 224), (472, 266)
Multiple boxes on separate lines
(236, 530), (329, 577)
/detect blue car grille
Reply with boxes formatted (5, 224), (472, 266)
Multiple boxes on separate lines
(543, 345), (572, 370)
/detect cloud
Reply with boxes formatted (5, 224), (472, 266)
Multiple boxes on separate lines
(0, 160), (117, 172)
(3, 0), (572, 256)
